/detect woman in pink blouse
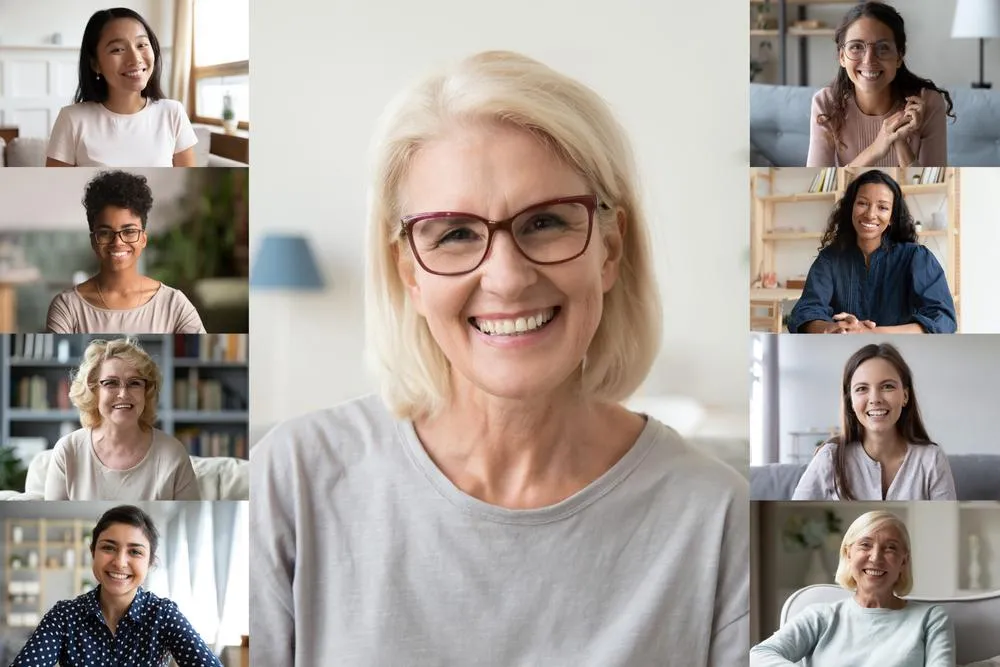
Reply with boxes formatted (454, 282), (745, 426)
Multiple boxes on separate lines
(807, 2), (954, 168)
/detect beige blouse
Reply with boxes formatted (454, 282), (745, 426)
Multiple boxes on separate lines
(45, 284), (206, 334)
(43, 427), (201, 500)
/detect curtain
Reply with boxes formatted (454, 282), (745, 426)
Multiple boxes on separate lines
(171, 0), (195, 109)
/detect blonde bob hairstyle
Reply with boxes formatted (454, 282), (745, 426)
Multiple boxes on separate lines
(69, 337), (161, 430)
(834, 510), (913, 596)
(365, 50), (662, 419)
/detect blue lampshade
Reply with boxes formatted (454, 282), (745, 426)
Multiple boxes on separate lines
(250, 233), (325, 290)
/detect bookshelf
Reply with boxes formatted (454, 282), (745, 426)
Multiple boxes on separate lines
(749, 167), (960, 332)
(2, 335), (249, 466)
(750, 0), (860, 86)
(4, 518), (92, 628)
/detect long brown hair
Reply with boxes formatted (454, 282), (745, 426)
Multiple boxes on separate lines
(818, 2), (956, 153)
(830, 343), (934, 500)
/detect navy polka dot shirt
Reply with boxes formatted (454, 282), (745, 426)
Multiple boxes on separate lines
(10, 586), (223, 667)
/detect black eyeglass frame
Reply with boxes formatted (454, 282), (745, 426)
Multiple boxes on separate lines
(90, 228), (144, 245)
(399, 194), (607, 277)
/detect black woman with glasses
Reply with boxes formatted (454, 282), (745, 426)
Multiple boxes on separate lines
(44, 337), (200, 500)
(250, 50), (749, 666)
(46, 170), (205, 333)
(807, 1), (954, 168)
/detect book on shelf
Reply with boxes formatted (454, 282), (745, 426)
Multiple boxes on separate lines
(13, 376), (70, 411)
(174, 334), (248, 363)
(174, 374), (243, 411)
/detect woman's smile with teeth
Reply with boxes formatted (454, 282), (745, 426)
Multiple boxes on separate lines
(107, 571), (132, 580)
(113, 403), (133, 409)
(471, 308), (558, 336)
(863, 568), (886, 576)
(866, 408), (889, 417)
(858, 70), (883, 80)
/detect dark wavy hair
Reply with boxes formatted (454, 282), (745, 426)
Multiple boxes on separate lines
(90, 504), (160, 564)
(76, 8), (165, 104)
(819, 170), (916, 252)
(818, 2), (956, 151)
(83, 170), (154, 230)
(828, 343), (935, 500)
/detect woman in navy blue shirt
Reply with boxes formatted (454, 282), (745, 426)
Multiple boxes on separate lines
(11, 505), (221, 667)
(787, 169), (956, 334)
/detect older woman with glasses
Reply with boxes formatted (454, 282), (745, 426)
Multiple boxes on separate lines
(44, 337), (200, 500)
(807, 2), (954, 167)
(250, 50), (749, 666)
(751, 511), (955, 666)
(45, 170), (206, 334)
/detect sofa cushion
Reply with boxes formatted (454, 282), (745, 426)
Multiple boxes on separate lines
(750, 83), (1000, 166)
(751, 454), (1000, 501)
(5, 137), (47, 167)
(22, 448), (247, 500)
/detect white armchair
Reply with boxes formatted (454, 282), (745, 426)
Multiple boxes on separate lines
(782, 584), (1000, 666)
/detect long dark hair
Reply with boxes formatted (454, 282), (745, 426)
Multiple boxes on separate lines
(75, 8), (165, 104)
(818, 2), (956, 151)
(830, 343), (934, 500)
(819, 170), (916, 252)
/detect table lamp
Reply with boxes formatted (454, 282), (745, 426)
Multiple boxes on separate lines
(952, 0), (1000, 89)
(250, 233), (324, 290)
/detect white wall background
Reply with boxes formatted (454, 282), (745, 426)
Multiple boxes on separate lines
(752, 0), (1000, 88)
(0, 168), (189, 230)
(248, 0), (749, 429)
(773, 334), (1000, 458)
(0, 0), (174, 47)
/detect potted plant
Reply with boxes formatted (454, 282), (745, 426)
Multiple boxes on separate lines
(783, 510), (843, 585)
(146, 170), (250, 332)
(10, 555), (23, 569)
(222, 92), (238, 134)
(0, 445), (29, 493)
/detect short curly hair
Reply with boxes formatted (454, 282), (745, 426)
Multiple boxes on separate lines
(69, 338), (161, 430)
(83, 170), (154, 231)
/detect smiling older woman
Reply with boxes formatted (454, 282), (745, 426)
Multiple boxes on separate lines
(751, 511), (955, 666)
(44, 337), (200, 500)
(250, 51), (749, 666)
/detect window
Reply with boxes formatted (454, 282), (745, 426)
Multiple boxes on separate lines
(191, 0), (249, 128)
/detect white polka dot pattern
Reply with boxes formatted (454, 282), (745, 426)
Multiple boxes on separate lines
(9, 587), (223, 667)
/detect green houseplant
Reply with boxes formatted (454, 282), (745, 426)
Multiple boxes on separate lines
(146, 170), (249, 332)
(222, 92), (237, 134)
(0, 445), (29, 493)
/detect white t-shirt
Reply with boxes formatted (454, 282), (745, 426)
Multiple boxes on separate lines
(47, 99), (198, 167)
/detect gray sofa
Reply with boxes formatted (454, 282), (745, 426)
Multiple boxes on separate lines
(750, 83), (1000, 166)
(751, 454), (1000, 500)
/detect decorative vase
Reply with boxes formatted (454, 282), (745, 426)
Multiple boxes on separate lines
(804, 548), (829, 585)
(969, 534), (982, 590)
(222, 118), (238, 134)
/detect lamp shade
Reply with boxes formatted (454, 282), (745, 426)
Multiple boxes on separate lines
(952, 0), (1000, 38)
(250, 233), (324, 290)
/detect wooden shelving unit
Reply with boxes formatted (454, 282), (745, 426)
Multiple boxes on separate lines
(749, 167), (960, 332)
(750, 0), (861, 85)
(4, 519), (93, 628)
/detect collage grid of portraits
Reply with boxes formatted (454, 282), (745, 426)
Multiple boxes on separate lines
(1, 1), (1000, 666)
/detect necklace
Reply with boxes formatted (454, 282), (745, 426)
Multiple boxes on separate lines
(96, 277), (145, 310)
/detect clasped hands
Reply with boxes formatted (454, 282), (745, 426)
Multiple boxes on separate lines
(875, 95), (924, 154)
(823, 313), (877, 334)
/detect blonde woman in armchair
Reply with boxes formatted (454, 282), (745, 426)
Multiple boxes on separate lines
(751, 511), (955, 666)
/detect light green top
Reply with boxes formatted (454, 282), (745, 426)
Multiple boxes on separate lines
(751, 598), (955, 666)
